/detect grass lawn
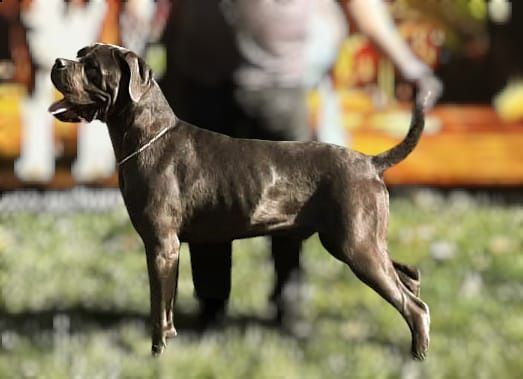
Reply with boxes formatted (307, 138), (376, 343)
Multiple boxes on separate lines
(1, 191), (522, 378)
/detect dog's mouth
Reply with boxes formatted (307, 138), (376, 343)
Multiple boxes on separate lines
(48, 93), (99, 123)
(49, 64), (101, 123)
(48, 97), (81, 122)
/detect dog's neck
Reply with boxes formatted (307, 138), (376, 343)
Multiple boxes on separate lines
(105, 82), (177, 164)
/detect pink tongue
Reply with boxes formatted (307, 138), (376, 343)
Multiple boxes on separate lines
(48, 98), (83, 123)
(48, 98), (71, 115)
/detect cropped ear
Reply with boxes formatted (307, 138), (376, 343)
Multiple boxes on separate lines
(77, 44), (96, 58)
(122, 52), (152, 103)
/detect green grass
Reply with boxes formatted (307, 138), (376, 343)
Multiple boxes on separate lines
(1, 194), (522, 378)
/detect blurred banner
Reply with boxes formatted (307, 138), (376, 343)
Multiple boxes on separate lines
(0, 0), (522, 189)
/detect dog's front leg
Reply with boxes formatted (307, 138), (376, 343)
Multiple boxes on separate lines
(144, 233), (180, 356)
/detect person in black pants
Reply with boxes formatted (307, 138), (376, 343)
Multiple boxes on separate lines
(158, 0), (310, 329)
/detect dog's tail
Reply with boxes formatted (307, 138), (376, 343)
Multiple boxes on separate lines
(371, 102), (425, 173)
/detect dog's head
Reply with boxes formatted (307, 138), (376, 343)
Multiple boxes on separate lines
(49, 43), (152, 123)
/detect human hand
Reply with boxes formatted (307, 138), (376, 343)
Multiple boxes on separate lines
(414, 73), (443, 111)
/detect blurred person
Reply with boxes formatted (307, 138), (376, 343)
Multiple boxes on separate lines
(219, 0), (442, 330)
(219, 0), (350, 330)
(15, 0), (114, 183)
(223, 0), (442, 146)
(119, 0), (283, 329)
(133, 0), (313, 328)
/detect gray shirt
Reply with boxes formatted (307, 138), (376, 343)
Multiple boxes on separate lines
(222, 0), (346, 88)
(222, 0), (312, 88)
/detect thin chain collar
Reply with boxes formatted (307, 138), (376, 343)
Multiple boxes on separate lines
(118, 123), (175, 166)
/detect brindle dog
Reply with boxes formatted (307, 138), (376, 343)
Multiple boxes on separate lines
(49, 43), (430, 359)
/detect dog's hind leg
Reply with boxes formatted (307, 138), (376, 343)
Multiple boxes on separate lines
(319, 178), (430, 360)
(320, 230), (430, 360)
(143, 232), (180, 356)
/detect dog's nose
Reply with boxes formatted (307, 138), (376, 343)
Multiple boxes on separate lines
(54, 58), (68, 69)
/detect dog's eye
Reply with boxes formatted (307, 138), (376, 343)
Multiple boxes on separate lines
(84, 65), (100, 85)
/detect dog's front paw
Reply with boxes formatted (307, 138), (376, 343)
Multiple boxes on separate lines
(151, 328), (168, 356)
(152, 326), (177, 356)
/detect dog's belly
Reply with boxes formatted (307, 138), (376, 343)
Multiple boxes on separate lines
(179, 216), (305, 243)
(179, 193), (315, 243)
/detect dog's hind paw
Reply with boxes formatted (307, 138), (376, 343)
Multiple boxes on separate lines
(152, 344), (165, 357)
(165, 326), (177, 339)
(410, 323), (430, 361)
(151, 340), (166, 356)
(411, 348), (427, 361)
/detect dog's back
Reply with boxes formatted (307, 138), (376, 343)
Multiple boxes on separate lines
(174, 102), (424, 242)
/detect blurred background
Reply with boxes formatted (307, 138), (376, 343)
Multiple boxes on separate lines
(0, 0), (522, 378)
